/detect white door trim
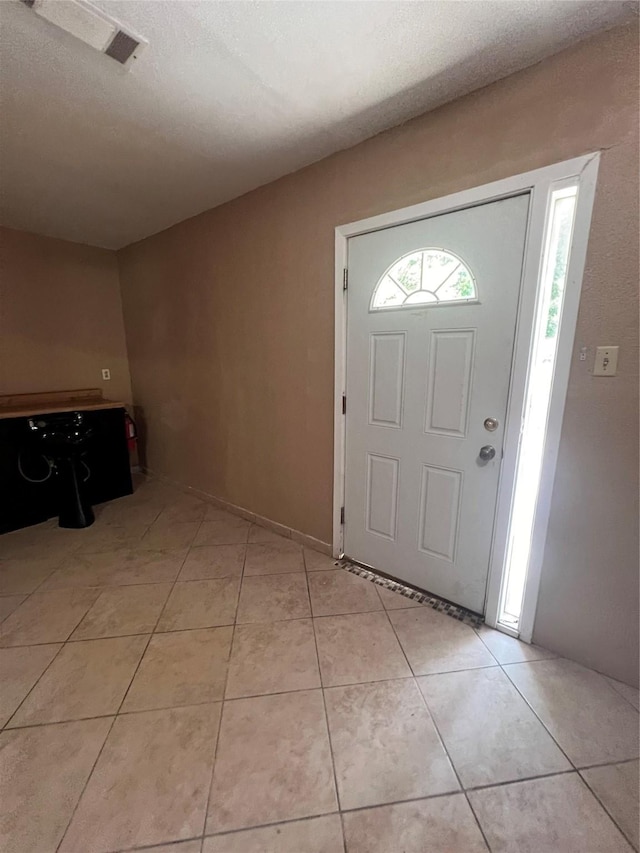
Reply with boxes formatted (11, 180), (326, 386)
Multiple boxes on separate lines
(333, 153), (600, 642)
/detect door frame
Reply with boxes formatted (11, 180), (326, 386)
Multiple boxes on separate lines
(333, 153), (600, 642)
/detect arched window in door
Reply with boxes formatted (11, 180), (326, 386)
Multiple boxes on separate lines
(371, 248), (476, 310)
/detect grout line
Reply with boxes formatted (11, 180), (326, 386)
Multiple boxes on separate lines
(4, 701), (228, 732)
(382, 605), (493, 850)
(2, 640), (69, 731)
(463, 791), (493, 852)
(601, 676), (640, 712)
(54, 717), (117, 853)
(304, 565), (347, 853)
(109, 833), (204, 853)
(488, 660), (639, 843)
(577, 768), (640, 852)
(577, 756), (640, 771)
(497, 660), (577, 770)
(55, 532), (191, 853)
(385, 607), (462, 781)
(463, 767), (578, 793)
(469, 628), (502, 667)
(202, 541), (248, 841)
(200, 811), (342, 845)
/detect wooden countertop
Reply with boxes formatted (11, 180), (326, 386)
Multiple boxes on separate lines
(0, 389), (126, 420)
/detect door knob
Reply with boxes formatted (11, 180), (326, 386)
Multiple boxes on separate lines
(479, 445), (496, 461)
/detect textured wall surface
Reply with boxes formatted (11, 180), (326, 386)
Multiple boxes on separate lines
(118, 23), (638, 684)
(0, 227), (133, 406)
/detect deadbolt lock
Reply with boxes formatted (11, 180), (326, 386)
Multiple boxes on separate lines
(483, 417), (499, 432)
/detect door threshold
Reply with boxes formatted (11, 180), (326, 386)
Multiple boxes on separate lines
(340, 556), (483, 629)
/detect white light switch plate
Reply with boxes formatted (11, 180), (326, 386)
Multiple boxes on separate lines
(593, 346), (618, 376)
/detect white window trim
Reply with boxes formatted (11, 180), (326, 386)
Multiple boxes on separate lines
(333, 153), (600, 643)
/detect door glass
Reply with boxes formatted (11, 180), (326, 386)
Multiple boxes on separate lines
(371, 248), (476, 311)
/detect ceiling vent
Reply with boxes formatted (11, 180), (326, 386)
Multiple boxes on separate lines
(19, 0), (147, 69)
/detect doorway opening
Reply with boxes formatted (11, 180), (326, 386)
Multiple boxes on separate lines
(333, 154), (600, 644)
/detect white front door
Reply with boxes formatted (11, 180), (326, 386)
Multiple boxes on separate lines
(344, 195), (530, 613)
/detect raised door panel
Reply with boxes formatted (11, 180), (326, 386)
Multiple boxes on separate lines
(365, 454), (399, 540)
(425, 329), (475, 437)
(418, 465), (462, 561)
(368, 332), (406, 428)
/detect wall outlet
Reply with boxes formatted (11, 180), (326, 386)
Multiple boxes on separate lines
(593, 346), (618, 377)
(101, 368), (111, 381)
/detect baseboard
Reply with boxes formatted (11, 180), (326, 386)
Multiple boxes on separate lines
(140, 467), (332, 556)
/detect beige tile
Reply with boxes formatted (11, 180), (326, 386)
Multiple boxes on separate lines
(0, 525), (51, 557)
(0, 525), (76, 559)
(0, 594), (27, 622)
(204, 815), (344, 852)
(140, 521), (201, 550)
(0, 587), (100, 646)
(0, 555), (62, 594)
(0, 718), (112, 853)
(504, 658), (639, 767)
(605, 676), (640, 711)
(60, 704), (221, 853)
(41, 548), (186, 589)
(417, 667), (570, 787)
(72, 522), (149, 553)
(71, 582), (172, 639)
(376, 585), (423, 609)
(154, 498), (208, 524)
(581, 760), (639, 849)
(469, 773), (632, 853)
(314, 611), (411, 687)
(244, 541), (304, 576)
(0, 643), (62, 726)
(179, 545), (246, 580)
(342, 794), (489, 853)
(303, 548), (338, 571)
(388, 607), (496, 675)
(207, 690), (337, 833)
(475, 625), (556, 664)
(236, 573), (310, 623)
(157, 579), (240, 631)
(248, 524), (289, 544)
(308, 570), (382, 616)
(226, 619), (320, 699)
(194, 517), (251, 546)
(325, 678), (458, 809)
(122, 627), (232, 712)
(9, 635), (147, 726)
(97, 498), (163, 527)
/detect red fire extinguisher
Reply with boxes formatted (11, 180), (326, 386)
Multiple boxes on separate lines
(124, 412), (137, 453)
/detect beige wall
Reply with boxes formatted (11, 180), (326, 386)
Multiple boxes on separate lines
(118, 23), (639, 684)
(0, 226), (133, 406)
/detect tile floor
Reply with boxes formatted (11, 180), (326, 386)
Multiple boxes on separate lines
(0, 476), (638, 853)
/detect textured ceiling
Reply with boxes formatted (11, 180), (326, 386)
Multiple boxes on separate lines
(0, 0), (633, 249)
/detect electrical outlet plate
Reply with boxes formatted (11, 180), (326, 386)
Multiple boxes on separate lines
(593, 346), (618, 376)
(101, 368), (111, 380)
